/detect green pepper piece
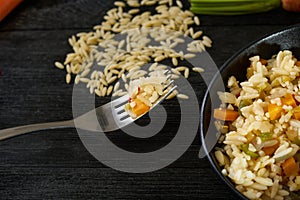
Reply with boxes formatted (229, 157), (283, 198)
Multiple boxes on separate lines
(238, 99), (252, 116)
(240, 144), (259, 159)
(289, 191), (300, 200)
(292, 79), (299, 85)
(258, 132), (272, 142)
(293, 139), (300, 146)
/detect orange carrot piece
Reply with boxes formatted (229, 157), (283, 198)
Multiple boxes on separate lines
(260, 59), (267, 65)
(281, 93), (297, 108)
(296, 61), (300, 67)
(268, 103), (283, 120)
(294, 111), (300, 120)
(282, 157), (299, 176)
(262, 142), (279, 156)
(0, 0), (23, 22)
(132, 99), (150, 117)
(213, 109), (239, 121)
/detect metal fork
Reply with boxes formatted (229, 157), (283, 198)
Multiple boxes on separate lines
(0, 84), (177, 141)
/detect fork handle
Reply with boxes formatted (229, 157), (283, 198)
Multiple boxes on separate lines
(0, 120), (75, 141)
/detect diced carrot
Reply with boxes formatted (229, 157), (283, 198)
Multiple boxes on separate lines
(268, 103), (283, 120)
(262, 141), (279, 156)
(0, 0), (23, 22)
(282, 157), (299, 176)
(213, 109), (239, 121)
(294, 111), (300, 120)
(281, 93), (297, 108)
(296, 61), (300, 67)
(260, 59), (267, 65)
(132, 99), (150, 117)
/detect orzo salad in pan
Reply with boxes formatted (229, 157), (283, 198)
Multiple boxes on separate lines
(213, 50), (300, 200)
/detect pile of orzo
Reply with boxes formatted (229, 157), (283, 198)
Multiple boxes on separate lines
(54, 0), (211, 99)
(214, 50), (300, 200)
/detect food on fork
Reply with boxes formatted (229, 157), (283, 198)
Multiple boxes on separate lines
(124, 74), (172, 119)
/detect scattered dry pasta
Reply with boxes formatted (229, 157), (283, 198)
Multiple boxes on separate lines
(54, 0), (212, 98)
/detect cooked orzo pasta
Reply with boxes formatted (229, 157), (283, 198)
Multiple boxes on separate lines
(214, 50), (300, 200)
(124, 69), (173, 119)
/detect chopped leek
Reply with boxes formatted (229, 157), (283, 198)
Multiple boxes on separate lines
(189, 0), (281, 15)
(240, 144), (259, 158)
(238, 99), (252, 116)
(258, 132), (272, 142)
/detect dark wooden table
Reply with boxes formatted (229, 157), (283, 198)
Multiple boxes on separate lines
(1, 1), (300, 199)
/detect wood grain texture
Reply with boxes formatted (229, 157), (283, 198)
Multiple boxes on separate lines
(1, 0), (300, 199)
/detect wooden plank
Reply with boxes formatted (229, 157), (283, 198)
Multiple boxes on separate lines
(1, 0), (300, 199)
(0, 167), (239, 199)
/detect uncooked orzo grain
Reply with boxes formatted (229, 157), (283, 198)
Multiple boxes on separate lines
(55, 0), (212, 100)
